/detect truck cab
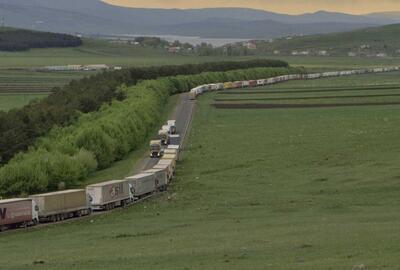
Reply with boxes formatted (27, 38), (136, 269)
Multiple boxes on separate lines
(150, 140), (163, 158)
(158, 129), (170, 145)
(167, 120), (177, 134)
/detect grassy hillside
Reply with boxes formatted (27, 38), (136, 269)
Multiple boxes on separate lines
(0, 27), (82, 51)
(1, 72), (399, 269)
(256, 24), (400, 57)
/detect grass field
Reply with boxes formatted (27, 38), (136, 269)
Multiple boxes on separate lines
(0, 93), (49, 111)
(1, 72), (399, 269)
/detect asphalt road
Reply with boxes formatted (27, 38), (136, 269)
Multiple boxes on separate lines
(134, 92), (196, 172)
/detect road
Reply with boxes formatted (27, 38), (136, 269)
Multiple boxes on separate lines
(133, 92), (196, 172)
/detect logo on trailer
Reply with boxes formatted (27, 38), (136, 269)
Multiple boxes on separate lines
(109, 184), (124, 198)
(0, 208), (6, 220)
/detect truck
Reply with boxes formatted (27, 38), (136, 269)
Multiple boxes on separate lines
(158, 158), (176, 174)
(0, 198), (38, 231)
(150, 140), (163, 158)
(162, 152), (178, 162)
(86, 180), (132, 211)
(164, 149), (178, 160)
(125, 173), (157, 200)
(30, 189), (90, 222)
(158, 129), (170, 145)
(153, 163), (173, 182)
(144, 168), (169, 191)
(167, 120), (177, 134)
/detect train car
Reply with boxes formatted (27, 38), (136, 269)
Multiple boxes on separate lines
(125, 173), (156, 200)
(30, 190), (90, 222)
(86, 180), (132, 211)
(164, 149), (178, 160)
(0, 198), (38, 231)
(242, 81), (250, 88)
(144, 168), (169, 191)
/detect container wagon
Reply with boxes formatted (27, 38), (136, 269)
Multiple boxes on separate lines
(86, 180), (132, 211)
(30, 189), (90, 222)
(125, 173), (156, 200)
(0, 198), (38, 231)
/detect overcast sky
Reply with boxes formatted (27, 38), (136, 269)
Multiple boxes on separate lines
(104, 0), (400, 14)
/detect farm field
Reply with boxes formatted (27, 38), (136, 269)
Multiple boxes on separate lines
(1, 71), (399, 269)
(0, 93), (49, 111)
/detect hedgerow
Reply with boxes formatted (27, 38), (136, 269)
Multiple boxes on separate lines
(0, 66), (302, 196)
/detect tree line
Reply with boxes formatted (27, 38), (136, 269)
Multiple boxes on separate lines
(0, 59), (288, 165)
(0, 28), (82, 51)
(0, 66), (302, 196)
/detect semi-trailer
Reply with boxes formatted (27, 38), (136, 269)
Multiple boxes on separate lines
(125, 173), (156, 200)
(0, 198), (38, 231)
(86, 180), (133, 211)
(30, 190), (90, 222)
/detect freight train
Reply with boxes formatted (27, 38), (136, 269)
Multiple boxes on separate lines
(1, 66), (399, 232)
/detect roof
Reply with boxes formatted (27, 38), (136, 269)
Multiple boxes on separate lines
(0, 198), (31, 204)
(125, 173), (154, 179)
(30, 189), (85, 197)
(87, 180), (126, 187)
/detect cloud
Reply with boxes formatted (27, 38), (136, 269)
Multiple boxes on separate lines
(104, 0), (400, 14)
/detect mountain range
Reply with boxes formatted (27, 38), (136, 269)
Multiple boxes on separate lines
(0, 0), (400, 39)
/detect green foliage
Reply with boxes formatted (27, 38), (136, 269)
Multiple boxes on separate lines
(0, 27), (82, 51)
(0, 66), (300, 196)
(0, 59), (288, 165)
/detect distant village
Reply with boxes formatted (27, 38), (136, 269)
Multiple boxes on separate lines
(39, 64), (122, 72)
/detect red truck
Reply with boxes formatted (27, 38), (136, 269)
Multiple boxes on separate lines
(0, 198), (39, 231)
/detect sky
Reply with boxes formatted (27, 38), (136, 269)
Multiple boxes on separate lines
(104, 0), (400, 15)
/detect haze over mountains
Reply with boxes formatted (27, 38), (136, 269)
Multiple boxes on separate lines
(1, 0), (400, 39)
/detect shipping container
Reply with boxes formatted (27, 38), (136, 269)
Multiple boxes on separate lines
(86, 180), (132, 211)
(257, 79), (265, 86)
(0, 198), (38, 230)
(125, 173), (156, 199)
(144, 168), (169, 190)
(30, 189), (89, 222)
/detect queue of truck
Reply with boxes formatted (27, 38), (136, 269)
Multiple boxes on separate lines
(2, 66), (400, 232)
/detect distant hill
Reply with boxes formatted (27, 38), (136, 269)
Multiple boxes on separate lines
(0, 0), (397, 39)
(252, 24), (400, 57)
(0, 27), (82, 51)
(366, 11), (400, 21)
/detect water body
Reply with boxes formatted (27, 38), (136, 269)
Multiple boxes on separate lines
(119, 34), (250, 47)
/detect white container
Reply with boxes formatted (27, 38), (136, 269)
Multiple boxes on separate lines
(144, 168), (169, 190)
(86, 180), (132, 210)
(125, 173), (156, 199)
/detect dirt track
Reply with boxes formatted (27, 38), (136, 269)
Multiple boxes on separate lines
(213, 102), (400, 109)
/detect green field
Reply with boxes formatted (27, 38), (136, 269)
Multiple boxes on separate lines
(0, 93), (49, 111)
(1, 72), (399, 269)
